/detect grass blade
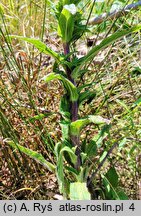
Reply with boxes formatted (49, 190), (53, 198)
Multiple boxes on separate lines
(7, 35), (64, 62)
(72, 25), (141, 78)
(5, 139), (55, 172)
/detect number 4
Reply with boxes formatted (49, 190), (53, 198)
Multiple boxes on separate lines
(129, 203), (135, 211)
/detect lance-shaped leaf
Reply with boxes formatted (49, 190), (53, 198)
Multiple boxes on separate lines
(70, 115), (111, 136)
(92, 124), (111, 148)
(86, 140), (97, 158)
(58, 4), (77, 42)
(43, 72), (78, 102)
(54, 142), (62, 160)
(105, 167), (119, 188)
(56, 151), (64, 193)
(6, 139), (55, 172)
(102, 167), (128, 200)
(59, 120), (70, 140)
(102, 175), (119, 200)
(72, 25), (141, 79)
(7, 35), (63, 62)
(60, 95), (70, 119)
(56, 145), (77, 193)
(60, 146), (77, 165)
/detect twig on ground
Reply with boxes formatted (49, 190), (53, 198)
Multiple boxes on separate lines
(88, 1), (141, 25)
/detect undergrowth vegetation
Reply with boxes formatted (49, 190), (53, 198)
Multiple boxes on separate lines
(0, 0), (141, 200)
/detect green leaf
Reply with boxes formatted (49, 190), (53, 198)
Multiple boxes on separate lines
(56, 145), (77, 193)
(77, 82), (95, 93)
(89, 115), (111, 124)
(7, 35), (63, 62)
(29, 113), (52, 122)
(105, 167), (119, 188)
(86, 140), (97, 158)
(70, 182), (90, 200)
(56, 149), (64, 193)
(80, 152), (87, 164)
(92, 124), (110, 147)
(80, 167), (91, 182)
(99, 151), (107, 163)
(134, 97), (141, 106)
(72, 25), (141, 79)
(70, 115), (110, 136)
(65, 166), (79, 176)
(59, 120), (70, 140)
(103, 173), (128, 200)
(117, 190), (128, 200)
(58, 6), (75, 42)
(129, 144), (137, 155)
(102, 175), (120, 200)
(60, 146), (77, 165)
(70, 118), (89, 136)
(60, 1), (81, 7)
(43, 72), (78, 102)
(79, 91), (96, 105)
(103, 177), (111, 195)
(131, 66), (141, 76)
(59, 95), (70, 119)
(73, 69), (89, 79)
(6, 139), (55, 172)
(54, 142), (62, 159)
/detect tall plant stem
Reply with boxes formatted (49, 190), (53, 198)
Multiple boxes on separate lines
(63, 42), (74, 83)
(63, 42), (81, 170)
